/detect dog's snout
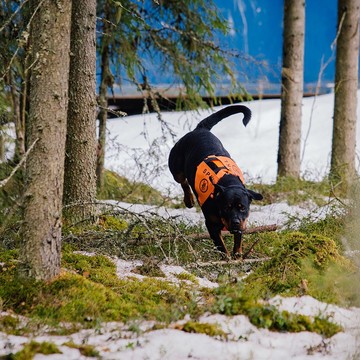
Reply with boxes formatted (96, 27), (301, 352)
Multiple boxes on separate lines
(230, 219), (240, 230)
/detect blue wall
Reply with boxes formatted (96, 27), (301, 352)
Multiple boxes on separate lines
(215, 0), (339, 90)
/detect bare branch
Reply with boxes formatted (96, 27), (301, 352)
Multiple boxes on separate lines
(0, 138), (39, 188)
(0, 0), (29, 34)
(97, 104), (127, 118)
(195, 257), (271, 267)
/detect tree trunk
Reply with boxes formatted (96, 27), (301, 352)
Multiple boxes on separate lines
(330, 0), (359, 191)
(96, 53), (109, 191)
(63, 0), (97, 223)
(19, 0), (72, 281)
(277, 0), (305, 178)
(96, 3), (112, 191)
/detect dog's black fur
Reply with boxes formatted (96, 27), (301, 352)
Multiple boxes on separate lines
(168, 105), (263, 257)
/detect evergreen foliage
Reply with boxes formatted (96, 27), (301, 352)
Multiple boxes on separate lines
(97, 0), (246, 110)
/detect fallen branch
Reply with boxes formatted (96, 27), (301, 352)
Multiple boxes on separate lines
(196, 257), (271, 267)
(189, 224), (278, 240)
(126, 224), (279, 246)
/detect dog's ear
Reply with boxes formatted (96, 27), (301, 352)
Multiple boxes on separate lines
(213, 182), (226, 198)
(247, 189), (263, 201)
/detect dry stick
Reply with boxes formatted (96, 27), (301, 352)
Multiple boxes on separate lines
(126, 223), (279, 246)
(196, 257), (271, 267)
(189, 224), (278, 240)
(0, 138), (39, 188)
(192, 224), (278, 266)
(242, 236), (263, 260)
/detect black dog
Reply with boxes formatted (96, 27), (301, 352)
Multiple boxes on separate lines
(168, 105), (263, 257)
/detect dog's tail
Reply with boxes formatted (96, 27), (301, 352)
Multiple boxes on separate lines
(195, 105), (251, 131)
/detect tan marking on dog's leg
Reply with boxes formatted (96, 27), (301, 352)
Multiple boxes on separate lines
(208, 227), (230, 257)
(233, 232), (243, 256)
(174, 173), (195, 208)
(181, 179), (195, 208)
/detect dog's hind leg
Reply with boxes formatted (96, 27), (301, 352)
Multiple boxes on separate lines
(174, 173), (195, 208)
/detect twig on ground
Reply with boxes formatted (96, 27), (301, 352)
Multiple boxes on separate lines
(242, 237), (263, 260)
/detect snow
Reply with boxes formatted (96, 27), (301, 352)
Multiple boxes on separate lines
(1, 92), (360, 359)
(2, 294), (359, 359)
(105, 92), (360, 193)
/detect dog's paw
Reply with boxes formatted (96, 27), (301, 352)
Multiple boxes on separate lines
(232, 252), (243, 260)
(219, 251), (231, 261)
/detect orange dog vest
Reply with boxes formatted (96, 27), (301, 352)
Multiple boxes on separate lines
(194, 155), (245, 206)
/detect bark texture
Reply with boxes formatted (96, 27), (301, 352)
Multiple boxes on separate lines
(96, 1), (112, 191)
(277, 0), (305, 178)
(63, 0), (97, 222)
(330, 0), (359, 189)
(20, 0), (71, 280)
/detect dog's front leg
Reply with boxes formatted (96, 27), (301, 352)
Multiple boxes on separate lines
(232, 232), (243, 257)
(206, 221), (230, 257)
(174, 174), (195, 208)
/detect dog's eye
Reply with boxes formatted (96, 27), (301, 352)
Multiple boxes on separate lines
(238, 204), (246, 212)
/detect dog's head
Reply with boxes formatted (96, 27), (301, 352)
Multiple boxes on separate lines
(214, 184), (263, 233)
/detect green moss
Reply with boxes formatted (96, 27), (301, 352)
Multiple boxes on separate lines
(63, 341), (100, 358)
(0, 249), (18, 262)
(98, 215), (128, 231)
(62, 252), (117, 286)
(11, 341), (61, 360)
(97, 169), (165, 205)
(212, 283), (342, 338)
(296, 214), (345, 240)
(175, 272), (199, 284)
(181, 321), (227, 339)
(63, 214), (128, 236)
(246, 305), (341, 337)
(242, 231), (355, 304)
(133, 260), (165, 277)
(251, 177), (331, 206)
(0, 252), (203, 329)
(0, 315), (20, 335)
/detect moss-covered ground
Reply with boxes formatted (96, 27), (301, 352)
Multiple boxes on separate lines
(1, 174), (359, 359)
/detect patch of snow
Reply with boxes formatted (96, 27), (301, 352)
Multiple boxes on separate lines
(114, 258), (218, 289)
(1, 259), (359, 359)
(269, 295), (360, 330)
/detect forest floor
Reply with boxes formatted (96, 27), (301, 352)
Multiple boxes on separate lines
(1, 197), (360, 360)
